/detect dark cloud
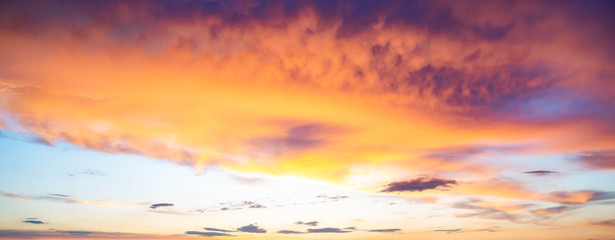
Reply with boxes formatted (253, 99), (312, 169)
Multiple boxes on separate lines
(372, 62), (560, 117)
(203, 228), (235, 233)
(434, 229), (461, 234)
(185, 231), (233, 237)
(150, 203), (174, 209)
(523, 170), (560, 176)
(368, 228), (401, 233)
(236, 224), (266, 233)
(382, 177), (457, 192)
(277, 230), (304, 234)
(307, 228), (351, 233)
(295, 221), (318, 226)
(22, 218), (46, 224)
(578, 150), (615, 169)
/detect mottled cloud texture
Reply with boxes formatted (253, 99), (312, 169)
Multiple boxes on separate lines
(0, 0), (614, 218)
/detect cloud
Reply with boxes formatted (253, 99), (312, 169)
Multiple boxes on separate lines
(236, 224), (266, 233)
(22, 218), (46, 224)
(0, 229), (172, 239)
(203, 228), (235, 233)
(316, 195), (348, 201)
(69, 169), (107, 177)
(382, 177), (457, 192)
(277, 230), (303, 234)
(62, 231), (92, 236)
(216, 200), (268, 211)
(531, 206), (572, 216)
(185, 231), (233, 237)
(295, 221), (318, 226)
(368, 228), (401, 233)
(0, 0), (613, 198)
(578, 150), (615, 169)
(450, 200), (523, 222)
(50, 194), (70, 198)
(307, 228), (351, 233)
(434, 229), (461, 234)
(150, 203), (174, 209)
(0, 191), (31, 200)
(523, 170), (560, 176)
(546, 191), (599, 204)
(586, 219), (615, 226)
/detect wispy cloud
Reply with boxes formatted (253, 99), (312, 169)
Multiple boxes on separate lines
(0, 229), (173, 239)
(185, 231), (233, 237)
(434, 229), (462, 234)
(307, 228), (351, 233)
(523, 170), (560, 176)
(586, 219), (615, 226)
(531, 206), (572, 216)
(277, 230), (303, 234)
(368, 228), (401, 233)
(203, 228), (235, 233)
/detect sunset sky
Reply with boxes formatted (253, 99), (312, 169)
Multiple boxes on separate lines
(1, 0), (614, 239)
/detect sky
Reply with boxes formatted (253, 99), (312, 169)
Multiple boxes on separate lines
(0, 0), (614, 239)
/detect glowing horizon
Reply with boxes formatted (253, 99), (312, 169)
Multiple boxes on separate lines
(1, 1), (614, 239)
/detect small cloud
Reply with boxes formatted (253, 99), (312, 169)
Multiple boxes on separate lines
(203, 228), (235, 233)
(531, 206), (571, 216)
(50, 194), (70, 198)
(586, 219), (615, 226)
(277, 230), (304, 234)
(22, 218), (46, 224)
(0, 191), (32, 200)
(237, 224), (266, 233)
(382, 177), (457, 192)
(368, 228), (401, 233)
(248, 204), (266, 209)
(523, 170), (559, 176)
(451, 201), (522, 222)
(185, 231), (233, 237)
(344, 227), (357, 230)
(61, 231), (92, 236)
(150, 203), (174, 209)
(578, 150), (615, 169)
(434, 229), (461, 234)
(589, 191), (615, 201)
(307, 228), (351, 233)
(69, 169), (107, 177)
(295, 221), (318, 226)
(316, 195), (348, 200)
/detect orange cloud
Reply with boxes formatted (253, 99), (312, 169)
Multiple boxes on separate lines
(0, 0), (613, 189)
